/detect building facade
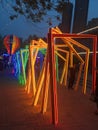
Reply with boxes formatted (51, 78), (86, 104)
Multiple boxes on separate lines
(59, 1), (73, 33)
(72, 0), (89, 33)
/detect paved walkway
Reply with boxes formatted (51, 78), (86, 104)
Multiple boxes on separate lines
(0, 70), (98, 130)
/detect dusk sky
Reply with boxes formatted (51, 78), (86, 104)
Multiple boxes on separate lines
(0, 0), (98, 40)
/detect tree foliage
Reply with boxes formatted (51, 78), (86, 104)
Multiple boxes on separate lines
(87, 18), (98, 28)
(0, 35), (6, 54)
(86, 18), (98, 34)
(1, 0), (69, 22)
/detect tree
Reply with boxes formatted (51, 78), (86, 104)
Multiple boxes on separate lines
(0, 35), (6, 55)
(87, 18), (98, 28)
(0, 0), (68, 23)
(86, 18), (98, 34)
(0, 35), (4, 49)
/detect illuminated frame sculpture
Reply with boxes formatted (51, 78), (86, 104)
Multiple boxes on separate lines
(51, 27), (97, 94)
(25, 39), (47, 95)
(25, 28), (97, 125)
(20, 48), (29, 85)
(15, 48), (29, 85)
(47, 27), (97, 125)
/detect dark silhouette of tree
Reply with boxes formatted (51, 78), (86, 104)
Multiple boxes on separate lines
(22, 34), (38, 48)
(0, 35), (4, 49)
(86, 18), (98, 34)
(87, 18), (98, 28)
(0, 0), (68, 23)
(22, 34), (47, 48)
(0, 35), (6, 54)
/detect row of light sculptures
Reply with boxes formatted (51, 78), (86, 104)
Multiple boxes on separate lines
(24, 27), (97, 125)
(4, 28), (97, 125)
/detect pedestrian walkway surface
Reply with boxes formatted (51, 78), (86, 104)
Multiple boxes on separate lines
(0, 70), (98, 130)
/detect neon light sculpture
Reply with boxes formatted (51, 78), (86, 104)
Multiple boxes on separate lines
(20, 48), (29, 85)
(25, 27), (97, 125)
(14, 47), (29, 85)
(47, 27), (97, 125)
(25, 39), (47, 95)
(51, 27), (97, 94)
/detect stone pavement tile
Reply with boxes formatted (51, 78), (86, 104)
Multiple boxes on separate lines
(57, 87), (98, 130)
(0, 71), (98, 130)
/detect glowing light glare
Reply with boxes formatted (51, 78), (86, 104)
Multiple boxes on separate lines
(0, 56), (3, 60)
